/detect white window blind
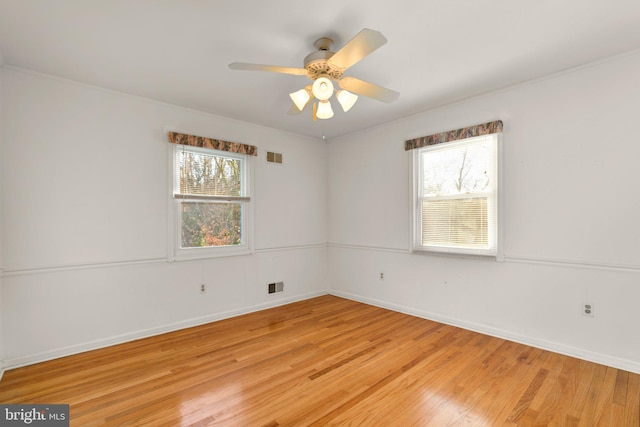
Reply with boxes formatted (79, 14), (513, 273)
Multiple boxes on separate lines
(174, 147), (249, 202)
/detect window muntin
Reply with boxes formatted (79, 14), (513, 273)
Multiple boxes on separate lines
(414, 134), (498, 257)
(172, 145), (250, 258)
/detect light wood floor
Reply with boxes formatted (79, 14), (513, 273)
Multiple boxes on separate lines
(1, 295), (638, 426)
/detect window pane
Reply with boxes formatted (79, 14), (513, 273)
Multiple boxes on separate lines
(178, 151), (242, 197)
(421, 138), (493, 197)
(422, 198), (488, 248)
(181, 202), (242, 248)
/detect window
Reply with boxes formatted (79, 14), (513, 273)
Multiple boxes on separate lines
(170, 144), (251, 259)
(412, 133), (499, 257)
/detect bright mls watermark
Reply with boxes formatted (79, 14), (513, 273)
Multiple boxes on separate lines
(1, 405), (69, 426)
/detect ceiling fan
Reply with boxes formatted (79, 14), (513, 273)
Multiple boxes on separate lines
(228, 28), (399, 120)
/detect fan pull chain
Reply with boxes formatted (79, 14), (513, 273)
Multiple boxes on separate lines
(313, 102), (317, 122)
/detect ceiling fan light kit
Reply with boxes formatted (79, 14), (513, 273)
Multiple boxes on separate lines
(289, 87), (311, 111)
(316, 100), (334, 119)
(311, 76), (334, 101)
(336, 89), (358, 112)
(229, 28), (399, 121)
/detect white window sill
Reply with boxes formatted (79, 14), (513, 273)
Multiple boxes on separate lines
(411, 247), (501, 261)
(169, 246), (253, 262)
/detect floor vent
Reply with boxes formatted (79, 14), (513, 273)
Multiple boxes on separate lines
(268, 281), (284, 294)
(266, 151), (283, 164)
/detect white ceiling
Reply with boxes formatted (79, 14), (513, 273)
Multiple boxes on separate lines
(1, 0), (640, 140)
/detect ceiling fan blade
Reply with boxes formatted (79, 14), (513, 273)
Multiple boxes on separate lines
(288, 103), (303, 115)
(339, 76), (399, 103)
(228, 62), (307, 76)
(327, 29), (387, 71)
(287, 96), (312, 114)
(288, 104), (299, 115)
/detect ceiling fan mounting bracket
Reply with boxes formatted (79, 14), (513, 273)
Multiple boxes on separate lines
(313, 37), (333, 51)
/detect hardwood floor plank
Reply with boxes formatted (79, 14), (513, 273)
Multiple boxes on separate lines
(624, 373), (640, 426)
(545, 356), (581, 426)
(576, 365), (614, 427)
(1, 295), (638, 426)
(319, 341), (469, 425)
(422, 339), (527, 425)
(613, 369), (630, 405)
(507, 367), (550, 423)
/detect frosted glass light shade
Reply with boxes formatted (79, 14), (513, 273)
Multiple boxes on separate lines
(316, 100), (334, 119)
(336, 90), (358, 112)
(312, 77), (334, 101)
(289, 88), (311, 111)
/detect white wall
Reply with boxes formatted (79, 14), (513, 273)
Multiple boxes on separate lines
(0, 68), (328, 367)
(327, 50), (640, 373)
(0, 62), (4, 378)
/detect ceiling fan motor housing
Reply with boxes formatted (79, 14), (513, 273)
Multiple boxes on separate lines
(304, 38), (344, 80)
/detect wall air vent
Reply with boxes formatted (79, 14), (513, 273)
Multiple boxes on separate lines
(268, 281), (284, 294)
(266, 151), (283, 164)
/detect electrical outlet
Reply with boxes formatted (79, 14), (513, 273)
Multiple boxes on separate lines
(380, 272), (384, 280)
(200, 284), (206, 294)
(582, 303), (594, 317)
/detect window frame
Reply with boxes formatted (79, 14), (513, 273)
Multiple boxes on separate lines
(411, 133), (502, 260)
(168, 144), (253, 261)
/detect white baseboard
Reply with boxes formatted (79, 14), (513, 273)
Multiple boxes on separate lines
(2, 291), (327, 372)
(329, 290), (640, 375)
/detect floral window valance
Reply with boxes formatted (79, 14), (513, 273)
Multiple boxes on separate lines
(167, 131), (258, 156)
(405, 120), (503, 151)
